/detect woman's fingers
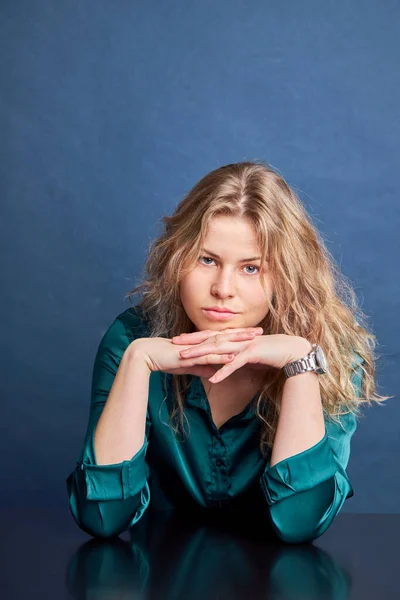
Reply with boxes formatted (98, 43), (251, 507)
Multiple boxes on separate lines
(172, 327), (263, 343)
(180, 353), (236, 366)
(179, 332), (256, 358)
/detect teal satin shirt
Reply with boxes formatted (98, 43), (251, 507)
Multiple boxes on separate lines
(66, 305), (364, 543)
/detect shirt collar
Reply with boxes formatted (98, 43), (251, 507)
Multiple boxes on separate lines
(164, 373), (258, 423)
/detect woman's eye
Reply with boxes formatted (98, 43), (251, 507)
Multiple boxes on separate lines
(199, 256), (259, 275)
(244, 265), (259, 274)
(199, 256), (215, 265)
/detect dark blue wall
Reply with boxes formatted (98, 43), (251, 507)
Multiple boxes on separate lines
(1, 0), (398, 511)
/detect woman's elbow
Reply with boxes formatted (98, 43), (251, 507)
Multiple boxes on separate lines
(68, 489), (149, 539)
(270, 518), (323, 544)
(269, 478), (338, 544)
(74, 514), (124, 539)
(66, 471), (151, 539)
(69, 500), (148, 539)
(67, 497), (126, 539)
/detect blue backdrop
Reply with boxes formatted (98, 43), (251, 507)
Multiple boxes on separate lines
(0, 0), (398, 512)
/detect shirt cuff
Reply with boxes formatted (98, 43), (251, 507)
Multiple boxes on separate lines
(260, 430), (345, 506)
(78, 426), (150, 501)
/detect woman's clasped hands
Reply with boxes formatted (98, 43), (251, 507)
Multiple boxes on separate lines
(172, 328), (311, 384)
(134, 327), (310, 383)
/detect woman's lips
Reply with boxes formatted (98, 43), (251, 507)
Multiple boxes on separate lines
(203, 309), (237, 321)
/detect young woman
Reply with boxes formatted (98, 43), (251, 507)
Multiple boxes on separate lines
(66, 161), (389, 543)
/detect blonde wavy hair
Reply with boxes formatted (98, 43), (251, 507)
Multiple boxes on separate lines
(124, 160), (392, 459)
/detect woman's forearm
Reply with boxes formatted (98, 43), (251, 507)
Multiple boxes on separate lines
(270, 342), (325, 467)
(94, 343), (152, 465)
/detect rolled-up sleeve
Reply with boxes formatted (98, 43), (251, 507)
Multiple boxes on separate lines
(66, 316), (151, 539)
(259, 356), (364, 544)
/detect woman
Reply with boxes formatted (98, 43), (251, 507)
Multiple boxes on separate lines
(66, 161), (389, 543)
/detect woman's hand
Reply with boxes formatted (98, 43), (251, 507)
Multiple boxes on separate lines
(171, 331), (312, 383)
(131, 327), (264, 379)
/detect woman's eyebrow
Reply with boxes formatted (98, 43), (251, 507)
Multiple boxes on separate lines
(201, 248), (261, 262)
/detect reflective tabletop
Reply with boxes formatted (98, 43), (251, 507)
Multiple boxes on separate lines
(1, 506), (398, 599)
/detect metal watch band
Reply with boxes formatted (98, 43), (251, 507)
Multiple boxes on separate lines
(283, 347), (318, 378)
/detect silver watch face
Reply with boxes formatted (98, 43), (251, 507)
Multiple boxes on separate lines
(315, 345), (328, 373)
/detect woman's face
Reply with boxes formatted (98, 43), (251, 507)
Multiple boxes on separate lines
(179, 215), (274, 332)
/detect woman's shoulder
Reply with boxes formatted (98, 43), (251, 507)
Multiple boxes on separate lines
(92, 304), (151, 370)
(114, 303), (151, 342)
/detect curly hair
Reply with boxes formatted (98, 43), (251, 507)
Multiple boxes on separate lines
(124, 160), (392, 459)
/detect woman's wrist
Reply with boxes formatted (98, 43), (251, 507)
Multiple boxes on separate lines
(286, 338), (313, 363)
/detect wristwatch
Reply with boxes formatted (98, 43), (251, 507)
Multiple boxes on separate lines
(283, 343), (328, 378)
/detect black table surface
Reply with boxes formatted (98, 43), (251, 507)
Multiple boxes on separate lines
(1, 505), (399, 600)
